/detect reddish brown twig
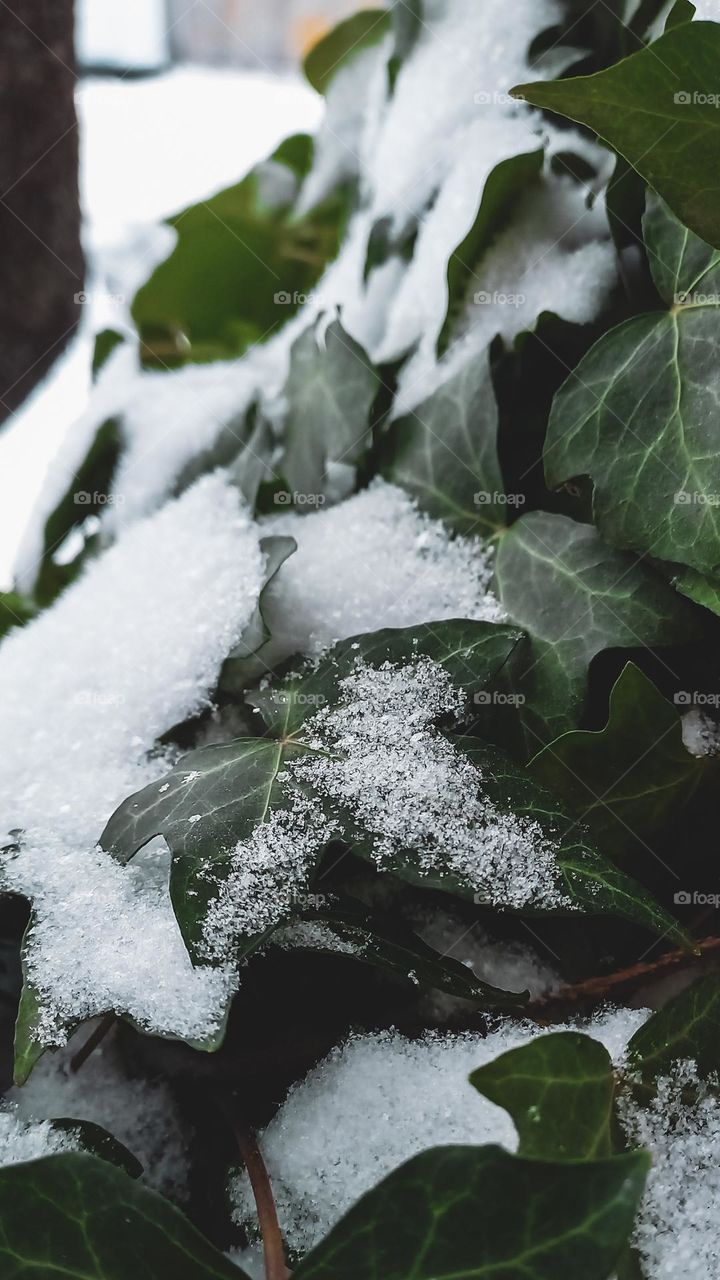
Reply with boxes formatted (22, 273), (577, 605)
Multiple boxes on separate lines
(225, 1099), (291, 1280)
(531, 935), (720, 1015)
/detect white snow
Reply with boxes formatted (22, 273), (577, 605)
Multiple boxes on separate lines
(0, 475), (264, 1045)
(0, 1110), (79, 1168)
(412, 907), (561, 1012)
(393, 179), (618, 414)
(681, 709), (720, 757)
(6, 1025), (190, 1198)
(261, 479), (504, 664)
(0, 69), (320, 590)
(232, 1008), (648, 1253)
(619, 1061), (720, 1280)
(203, 656), (571, 964)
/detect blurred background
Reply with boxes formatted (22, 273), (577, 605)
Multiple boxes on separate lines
(0, 0), (367, 584)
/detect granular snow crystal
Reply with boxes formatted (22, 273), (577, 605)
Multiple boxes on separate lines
(262, 479), (505, 663)
(0, 474), (265, 1045)
(619, 1062), (720, 1279)
(232, 1009), (648, 1254)
(201, 656), (573, 966)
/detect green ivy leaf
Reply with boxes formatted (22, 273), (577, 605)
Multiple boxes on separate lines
(529, 663), (712, 855)
(49, 1120), (143, 1180)
(545, 199), (720, 574)
(34, 416), (121, 607)
(0, 1153), (249, 1279)
(278, 319), (380, 502)
(665, 0), (696, 30)
(379, 350), (506, 535)
(626, 970), (720, 1081)
(470, 1031), (615, 1159)
(295, 1144), (650, 1280)
(0, 591), (36, 642)
(513, 21), (720, 248)
(248, 619), (523, 736)
(219, 534), (297, 692)
(438, 150), (543, 355)
(304, 9), (389, 94)
(92, 329), (124, 378)
(673, 563), (720, 616)
(450, 740), (689, 946)
(275, 898), (528, 1006)
(132, 137), (347, 366)
(100, 736), (320, 959)
(491, 510), (700, 749)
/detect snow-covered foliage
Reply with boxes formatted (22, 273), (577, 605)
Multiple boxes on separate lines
(1, 0), (719, 1275)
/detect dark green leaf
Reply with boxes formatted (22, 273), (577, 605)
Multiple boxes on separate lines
(0, 1153), (249, 1279)
(0, 591), (36, 641)
(545, 199), (720, 574)
(92, 329), (124, 378)
(470, 1031), (615, 1159)
(304, 9), (389, 94)
(665, 0), (696, 29)
(626, 970), (720, 1081)
(451, 739), (689, 946)
(276, 899), (528, 1005)
(295, 1144), (650, 1280)
(219, 535), (297, 691)
(100, 737), (319, 958)
(379, 350), (507, 534)
(279, 319), (379, 501)
(248, 619), (523, 737)
(438, 149), (543, 355)
(132, 137), (346, 366)
(492, 511), (700, 746)
(530, 663), (712, 854)
(34, 417), (121, 607)
(513, 22), (720, 248)
(673, 563), (720, 616)
(50, 1120), (143, 1179)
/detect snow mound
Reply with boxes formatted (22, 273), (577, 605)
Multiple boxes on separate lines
(0, 474), (264, 1045)
(232, 1008), (648, 1253)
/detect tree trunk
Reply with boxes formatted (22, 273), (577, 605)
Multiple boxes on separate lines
(0, 0), (83, 426)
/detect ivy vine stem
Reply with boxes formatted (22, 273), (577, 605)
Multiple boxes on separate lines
(223, 1096), (291, 1280)
(530, 935), (720, 1014)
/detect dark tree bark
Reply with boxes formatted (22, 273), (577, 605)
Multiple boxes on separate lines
(0, 0), (83, 426)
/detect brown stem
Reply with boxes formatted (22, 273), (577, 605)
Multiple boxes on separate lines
(531, 935), (720, 1015)
(70, 1013), (116, 1073)
(225, 1100), (291, 1280)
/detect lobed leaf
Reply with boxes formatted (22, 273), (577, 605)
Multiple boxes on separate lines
(295, 1144), (650, 1280)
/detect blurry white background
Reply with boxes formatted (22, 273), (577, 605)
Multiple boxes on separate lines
(0, 0), (350, 585)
